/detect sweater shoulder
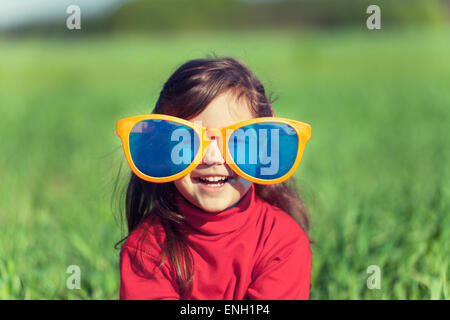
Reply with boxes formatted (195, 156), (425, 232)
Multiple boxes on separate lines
(255, 196), (309, 246)
(252, 196), (311, 276)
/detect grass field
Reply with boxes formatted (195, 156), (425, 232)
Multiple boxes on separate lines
(0, 28), (449, 299)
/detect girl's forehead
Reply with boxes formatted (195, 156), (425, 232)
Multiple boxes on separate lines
(189, 91), (254, 128)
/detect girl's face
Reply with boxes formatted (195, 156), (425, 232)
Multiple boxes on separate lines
(174, 90), (254, 212)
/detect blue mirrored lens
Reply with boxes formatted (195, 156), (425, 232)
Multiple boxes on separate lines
(129, 120), (199, 178)
(228, 122), (298, 180)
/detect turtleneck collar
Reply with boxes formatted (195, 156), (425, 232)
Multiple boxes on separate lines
(175, 184), (256, 235)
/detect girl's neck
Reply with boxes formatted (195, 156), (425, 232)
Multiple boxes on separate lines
(174, 185), (256, 235)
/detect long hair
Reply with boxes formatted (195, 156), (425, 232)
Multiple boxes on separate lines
(117, 56), (310, 297)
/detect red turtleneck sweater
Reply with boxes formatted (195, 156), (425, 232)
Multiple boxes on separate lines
(119, 184), (311, 300)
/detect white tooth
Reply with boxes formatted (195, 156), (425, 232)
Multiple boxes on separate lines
(201, 176), (226, 182)
(208, 182), (225, 187)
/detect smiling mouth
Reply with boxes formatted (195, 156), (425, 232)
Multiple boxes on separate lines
(193, 176), (230, 187)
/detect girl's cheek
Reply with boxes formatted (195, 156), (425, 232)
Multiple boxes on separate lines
(173, 175), (193, 194)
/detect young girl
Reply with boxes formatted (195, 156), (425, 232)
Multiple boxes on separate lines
(116, 57), (312, 300)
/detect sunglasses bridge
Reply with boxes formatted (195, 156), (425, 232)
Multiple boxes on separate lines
(197, 128), (228, 164)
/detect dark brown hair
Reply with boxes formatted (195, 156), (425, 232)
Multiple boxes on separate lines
(117, 56), (309, 298)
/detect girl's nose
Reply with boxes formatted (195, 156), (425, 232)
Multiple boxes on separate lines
(203, 137), (225, 165)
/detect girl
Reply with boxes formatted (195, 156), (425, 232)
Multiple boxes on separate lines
(116, 57), (312, 300)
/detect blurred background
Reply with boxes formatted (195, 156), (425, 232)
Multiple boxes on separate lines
(0, 0), (449, 299)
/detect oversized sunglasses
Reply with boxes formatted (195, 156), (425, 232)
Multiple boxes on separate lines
(116, 114), (311, 184)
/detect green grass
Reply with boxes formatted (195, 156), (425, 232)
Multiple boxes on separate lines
(0, 28), (449, 299)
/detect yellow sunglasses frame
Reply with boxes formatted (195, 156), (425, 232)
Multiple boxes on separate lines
(116, 114), (311, 185)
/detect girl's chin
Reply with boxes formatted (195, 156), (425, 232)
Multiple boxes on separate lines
(194, 196), (237, 213)
(198, 204), (233, 213)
